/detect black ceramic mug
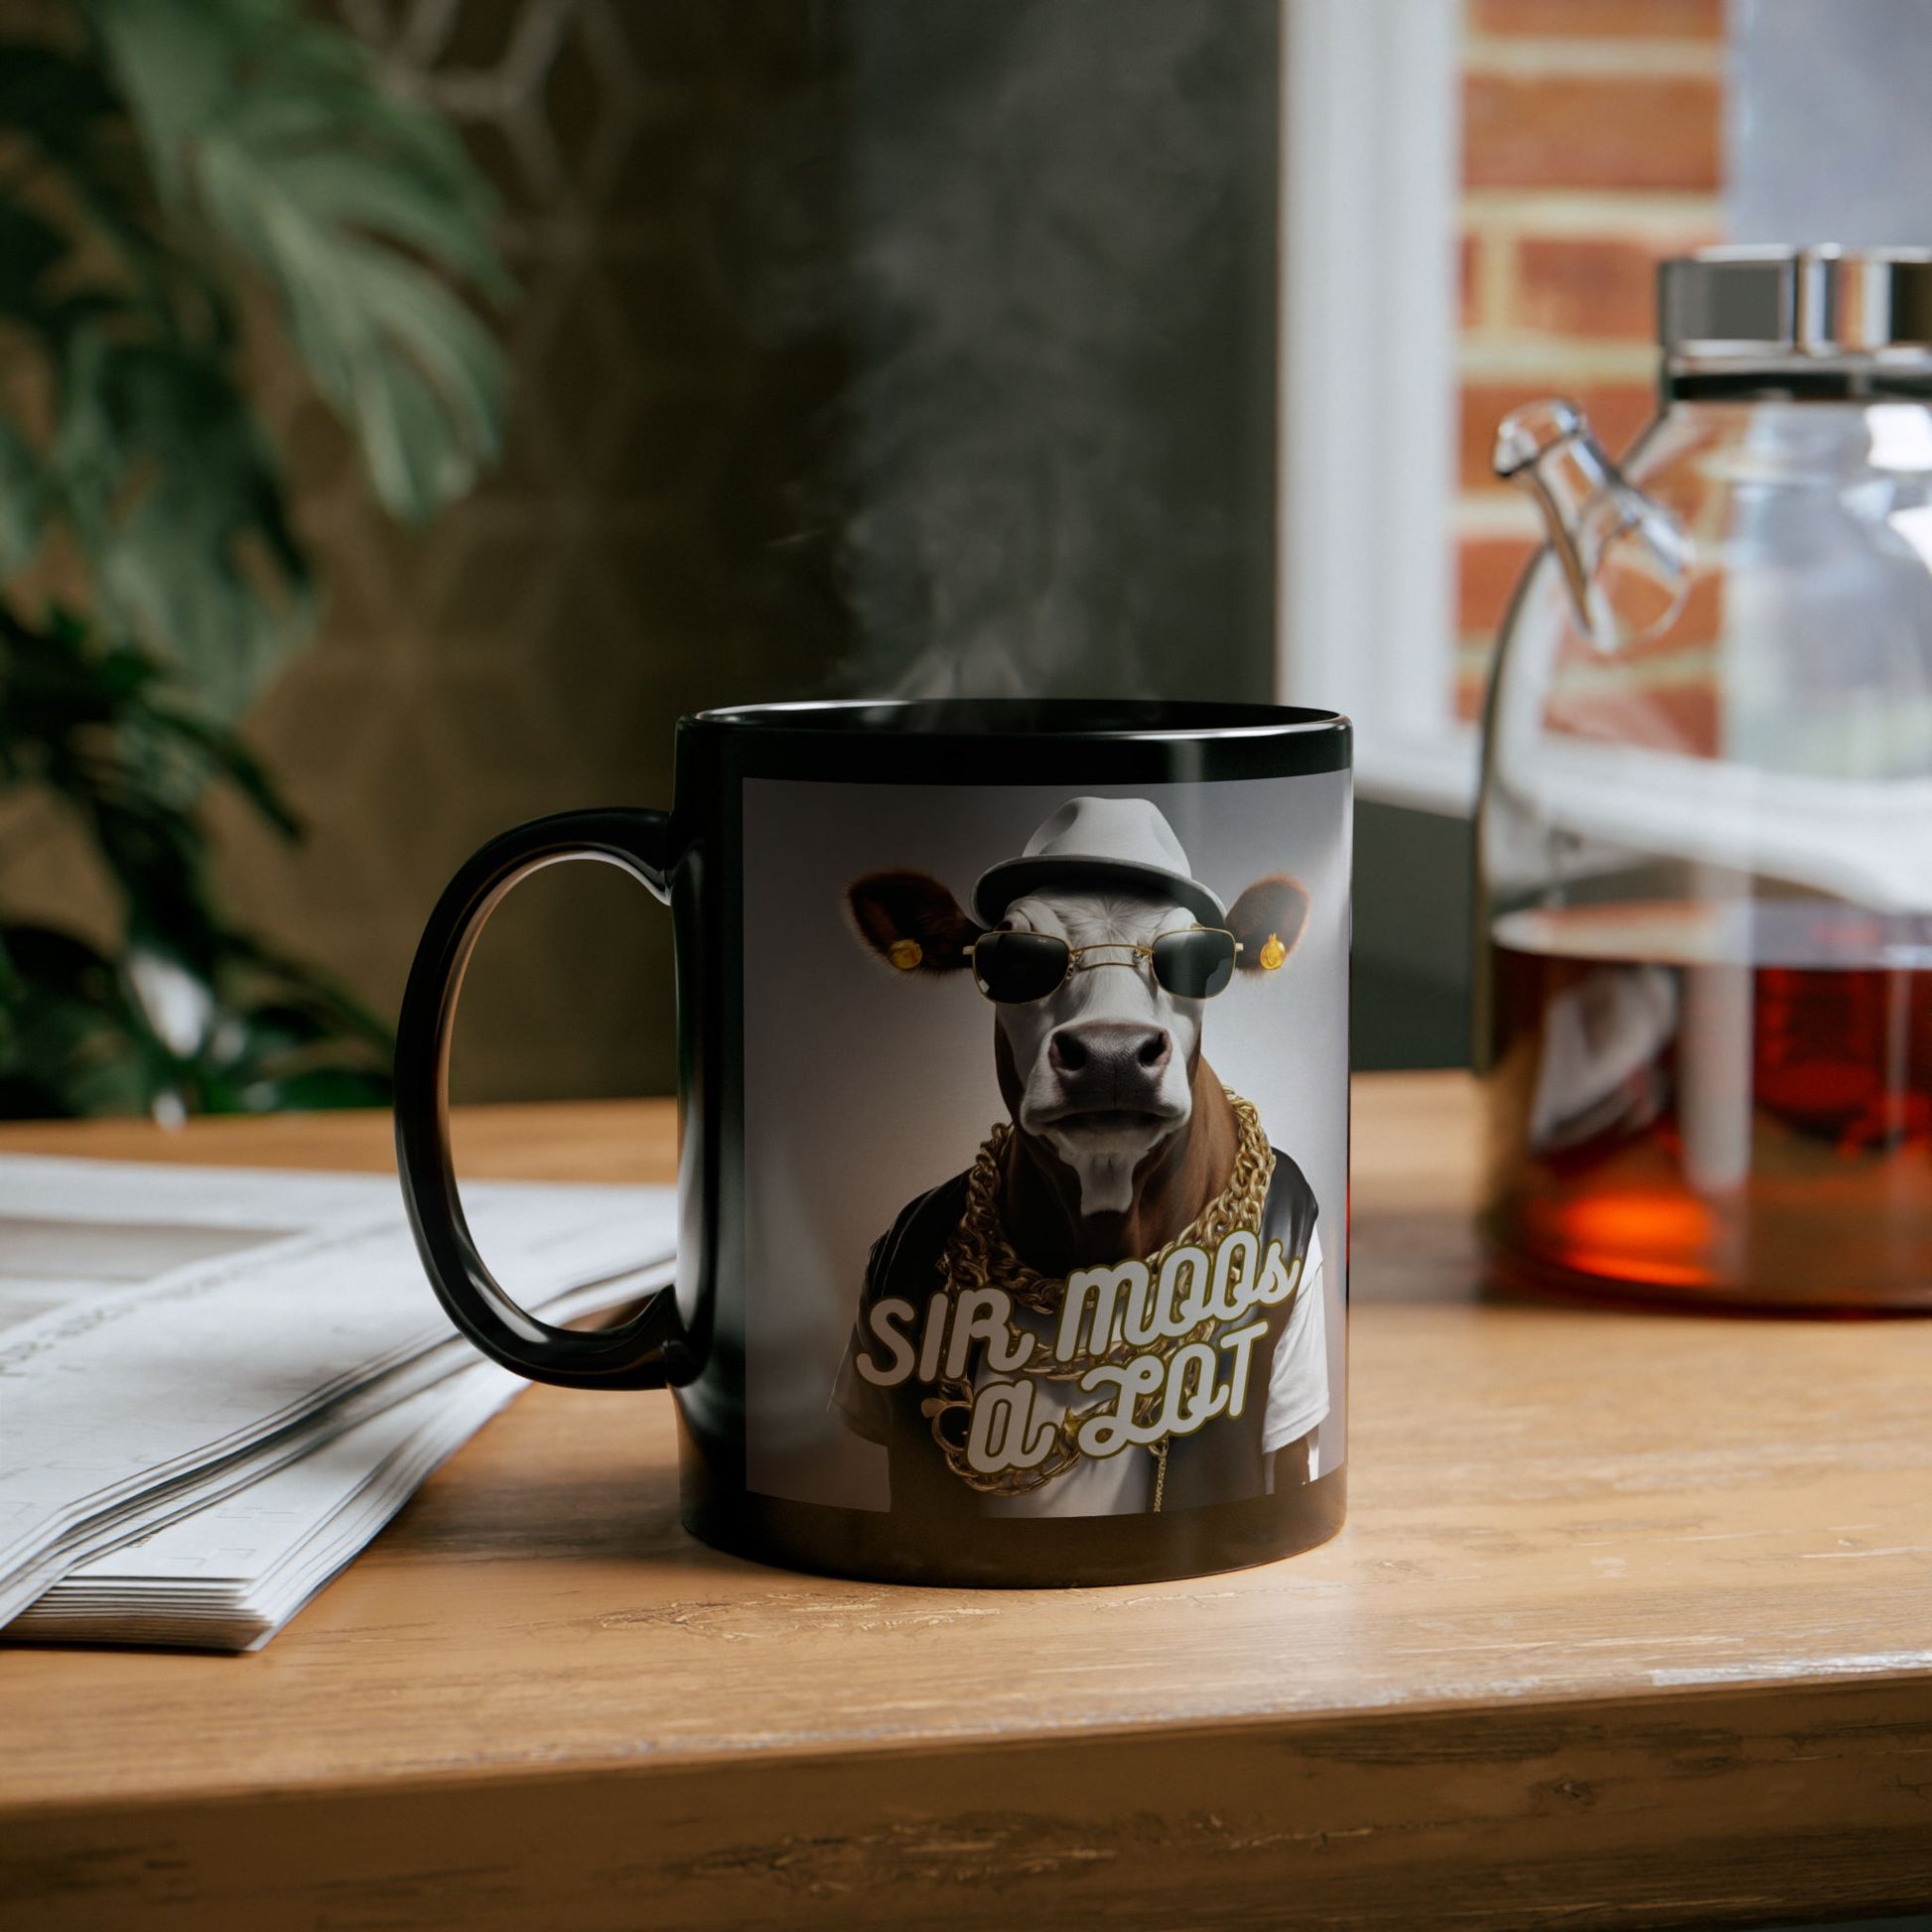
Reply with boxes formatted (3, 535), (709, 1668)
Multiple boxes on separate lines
(395, 699), (1351, 1587)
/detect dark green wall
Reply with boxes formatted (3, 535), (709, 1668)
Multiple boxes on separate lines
(1352, 801), (1472, 1071)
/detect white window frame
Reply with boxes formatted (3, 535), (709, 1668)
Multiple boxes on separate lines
(1277, 0), (1477, 816)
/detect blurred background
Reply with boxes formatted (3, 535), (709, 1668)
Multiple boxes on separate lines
(0, 0), (1915, 1117)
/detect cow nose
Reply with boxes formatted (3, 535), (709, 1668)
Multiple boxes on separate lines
(1048, 1021), (1172, 1080)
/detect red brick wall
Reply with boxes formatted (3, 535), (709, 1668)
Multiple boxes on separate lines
(1453, 0), (1725, 720)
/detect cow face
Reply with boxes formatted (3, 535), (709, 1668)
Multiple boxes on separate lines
(848, 867), (1310, 1220)
(989, 886), (1202, 1215)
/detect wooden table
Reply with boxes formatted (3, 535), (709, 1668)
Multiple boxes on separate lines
(3, 1073), (1931, 1931)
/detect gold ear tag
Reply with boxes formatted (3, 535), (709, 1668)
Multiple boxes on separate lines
(888, 938), (923, 971)
(1258, 932), (1287, 972)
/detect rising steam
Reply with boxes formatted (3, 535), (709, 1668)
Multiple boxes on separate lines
(827, 0), (1275, 699)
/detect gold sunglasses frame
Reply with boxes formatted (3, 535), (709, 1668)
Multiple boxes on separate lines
(961, 925), (1244, 1005)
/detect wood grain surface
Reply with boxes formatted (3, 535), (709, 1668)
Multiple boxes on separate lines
(3, 1075), (1931, 1931)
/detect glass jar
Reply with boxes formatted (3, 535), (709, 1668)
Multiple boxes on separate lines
(1477, 246), (1932, 1311)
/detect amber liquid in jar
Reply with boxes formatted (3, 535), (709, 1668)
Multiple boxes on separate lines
(1482, 900), (1932, 1311)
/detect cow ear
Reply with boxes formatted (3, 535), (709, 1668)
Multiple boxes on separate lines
(1227, 874), (1310, 975)
(847, 872), (981, 975)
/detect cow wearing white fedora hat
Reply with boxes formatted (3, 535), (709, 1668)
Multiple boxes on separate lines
(834, 796), (1328, 1524)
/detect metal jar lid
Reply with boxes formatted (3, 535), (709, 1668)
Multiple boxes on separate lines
(1659, 246), (1932, 360)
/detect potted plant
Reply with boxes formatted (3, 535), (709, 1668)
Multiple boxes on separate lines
(0, 0), (506, 1117)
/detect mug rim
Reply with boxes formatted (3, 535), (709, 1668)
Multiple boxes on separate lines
(688, 698), (1349, 744)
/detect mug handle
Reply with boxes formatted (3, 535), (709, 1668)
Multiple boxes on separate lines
(394, 808), (683, 1390)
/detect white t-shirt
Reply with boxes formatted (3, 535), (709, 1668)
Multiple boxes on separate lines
(977, 1227), (1329, 1519)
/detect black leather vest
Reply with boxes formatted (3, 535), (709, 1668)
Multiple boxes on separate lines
(837, 1149), (1320, 1522)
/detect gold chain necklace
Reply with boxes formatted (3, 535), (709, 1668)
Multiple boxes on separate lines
(919, 1090), (1275, 1501)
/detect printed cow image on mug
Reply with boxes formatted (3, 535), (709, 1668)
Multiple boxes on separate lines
(836, 796), (1324, 1518)
(739, 774), (1349, 1527)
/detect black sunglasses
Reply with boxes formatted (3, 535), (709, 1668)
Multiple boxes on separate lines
(966, 926), (1240, 1005)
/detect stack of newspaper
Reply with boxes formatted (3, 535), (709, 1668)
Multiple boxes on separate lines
(0, 1155), (675, 1651)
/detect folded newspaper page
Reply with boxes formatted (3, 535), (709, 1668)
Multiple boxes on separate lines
(0, 1157), (677, 1645)
(11, 1260), (668, 1651)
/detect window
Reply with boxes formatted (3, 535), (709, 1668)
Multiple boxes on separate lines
(1279, 0), (1726, 816)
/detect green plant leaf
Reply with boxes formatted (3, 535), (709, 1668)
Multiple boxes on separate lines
(0, 921), (153, 1118)
(0, 46), (122, 160)
(0, 198), (69, 326)
(88, 0), (509, 527)
(51, 328), (313, 715)
(142, 702), (301, 837)
(0, 42), (214, 337)
(0, 418), (43, 572)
